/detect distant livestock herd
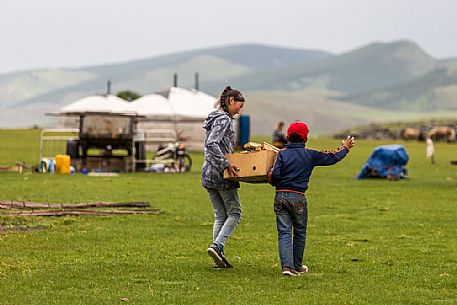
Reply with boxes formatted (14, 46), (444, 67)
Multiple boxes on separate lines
(400, 126), (456, 142)
(335, 125), (457, 142)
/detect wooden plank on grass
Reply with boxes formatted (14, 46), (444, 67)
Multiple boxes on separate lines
(0, 200), (150, 210)
(4, 209), (163, 216)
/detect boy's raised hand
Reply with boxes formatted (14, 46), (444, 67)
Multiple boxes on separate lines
(342, 136), (355, 149)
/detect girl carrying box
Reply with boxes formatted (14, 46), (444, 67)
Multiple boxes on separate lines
(202, 86), (245, 268)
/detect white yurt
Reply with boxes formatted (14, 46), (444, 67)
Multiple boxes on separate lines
(132, 87), (218, 150)
(55, 87), (219, 151)
(59, 94), (133, 114)
(128, 93), (172, 119)
(57, 94), (134, 128)
(166, 87), (217, 120)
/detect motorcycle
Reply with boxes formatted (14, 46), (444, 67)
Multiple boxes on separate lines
(154, 142), (192, 173)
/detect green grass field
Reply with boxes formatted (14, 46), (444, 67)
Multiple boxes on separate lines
(0, 129), (456, 304)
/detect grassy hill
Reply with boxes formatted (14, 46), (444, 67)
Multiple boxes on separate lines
(1, 43), (331, 110)
(210, 40), (437, 93)
(1, 40), (457, 130)
(245, 89), (457, 135)
(344, 65), (457, 111)
(245, 89), (393, 135)
(0, 44), (332, 128)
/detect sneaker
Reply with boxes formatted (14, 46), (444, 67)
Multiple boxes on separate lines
(208, 243), (233, 268)
(295, 266), (309, 274)
(282, 267), (299, 276)
(219, 249), (234, 268)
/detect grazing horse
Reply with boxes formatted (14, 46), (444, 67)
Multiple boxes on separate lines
(400, 128), (422, 140)
(427, 126), (456, 142)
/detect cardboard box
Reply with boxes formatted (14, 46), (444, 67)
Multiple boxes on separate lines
(224, 150), (277, 183)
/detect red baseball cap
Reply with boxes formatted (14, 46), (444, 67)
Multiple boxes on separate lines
(287, 121), (309, 139)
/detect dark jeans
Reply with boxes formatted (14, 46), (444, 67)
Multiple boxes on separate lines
(274, 192), (308, 269)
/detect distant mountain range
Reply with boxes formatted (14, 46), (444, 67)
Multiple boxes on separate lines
(1, 40), (457, 134)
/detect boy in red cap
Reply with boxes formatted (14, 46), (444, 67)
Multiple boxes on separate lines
(268, 121), (355, 276)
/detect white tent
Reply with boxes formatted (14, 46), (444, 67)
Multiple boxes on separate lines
(128, 94), (171, 119)
(56, 88), (219, 150)
(129, 87), (217, 120)
(58, 88), (217, 119)
(59, 94), (134, 115)
(132, 87), (218, 150)
(166, 87), (217, 120)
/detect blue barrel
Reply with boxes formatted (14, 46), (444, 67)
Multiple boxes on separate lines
(40, 158), (49, 173)
(238, 115), (250, 147)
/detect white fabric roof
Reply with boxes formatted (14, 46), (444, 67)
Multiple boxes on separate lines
(128, 94), (171, 119)
(57, 87), (217, 120)
(59, 95), (134, 115)
(167, 87), (217, 120)
(128, 87), (217, 120)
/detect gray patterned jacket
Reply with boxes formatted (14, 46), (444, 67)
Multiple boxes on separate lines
(201, 110), (240, 190)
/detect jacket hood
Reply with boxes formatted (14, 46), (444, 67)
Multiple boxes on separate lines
(203, 110), (229, 130)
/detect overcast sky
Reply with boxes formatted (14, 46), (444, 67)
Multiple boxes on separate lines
(1, 0), (456, 74)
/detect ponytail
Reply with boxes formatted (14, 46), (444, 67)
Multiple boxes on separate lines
(219, 85), (245, 113)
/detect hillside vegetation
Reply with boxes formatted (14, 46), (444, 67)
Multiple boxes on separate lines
(345, 66), (457, 111)
(1, 40), (457, 133)
(219, 40), (436, 93)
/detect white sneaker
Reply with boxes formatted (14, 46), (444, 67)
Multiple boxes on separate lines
(282, 267), (299, 276)
(296, 266), (309, 274)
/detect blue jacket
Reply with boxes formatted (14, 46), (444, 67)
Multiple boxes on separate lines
(270, 143), (349, 193)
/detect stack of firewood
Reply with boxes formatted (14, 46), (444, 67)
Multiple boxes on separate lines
(0, 200), (163, 216)
(243, 141), (280, 153)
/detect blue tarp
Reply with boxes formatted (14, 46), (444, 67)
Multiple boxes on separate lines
(357, 144), (409, 179)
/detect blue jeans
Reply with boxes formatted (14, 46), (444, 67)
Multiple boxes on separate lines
(206, 188), (242, 246)
(274, 192), (308, 269)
